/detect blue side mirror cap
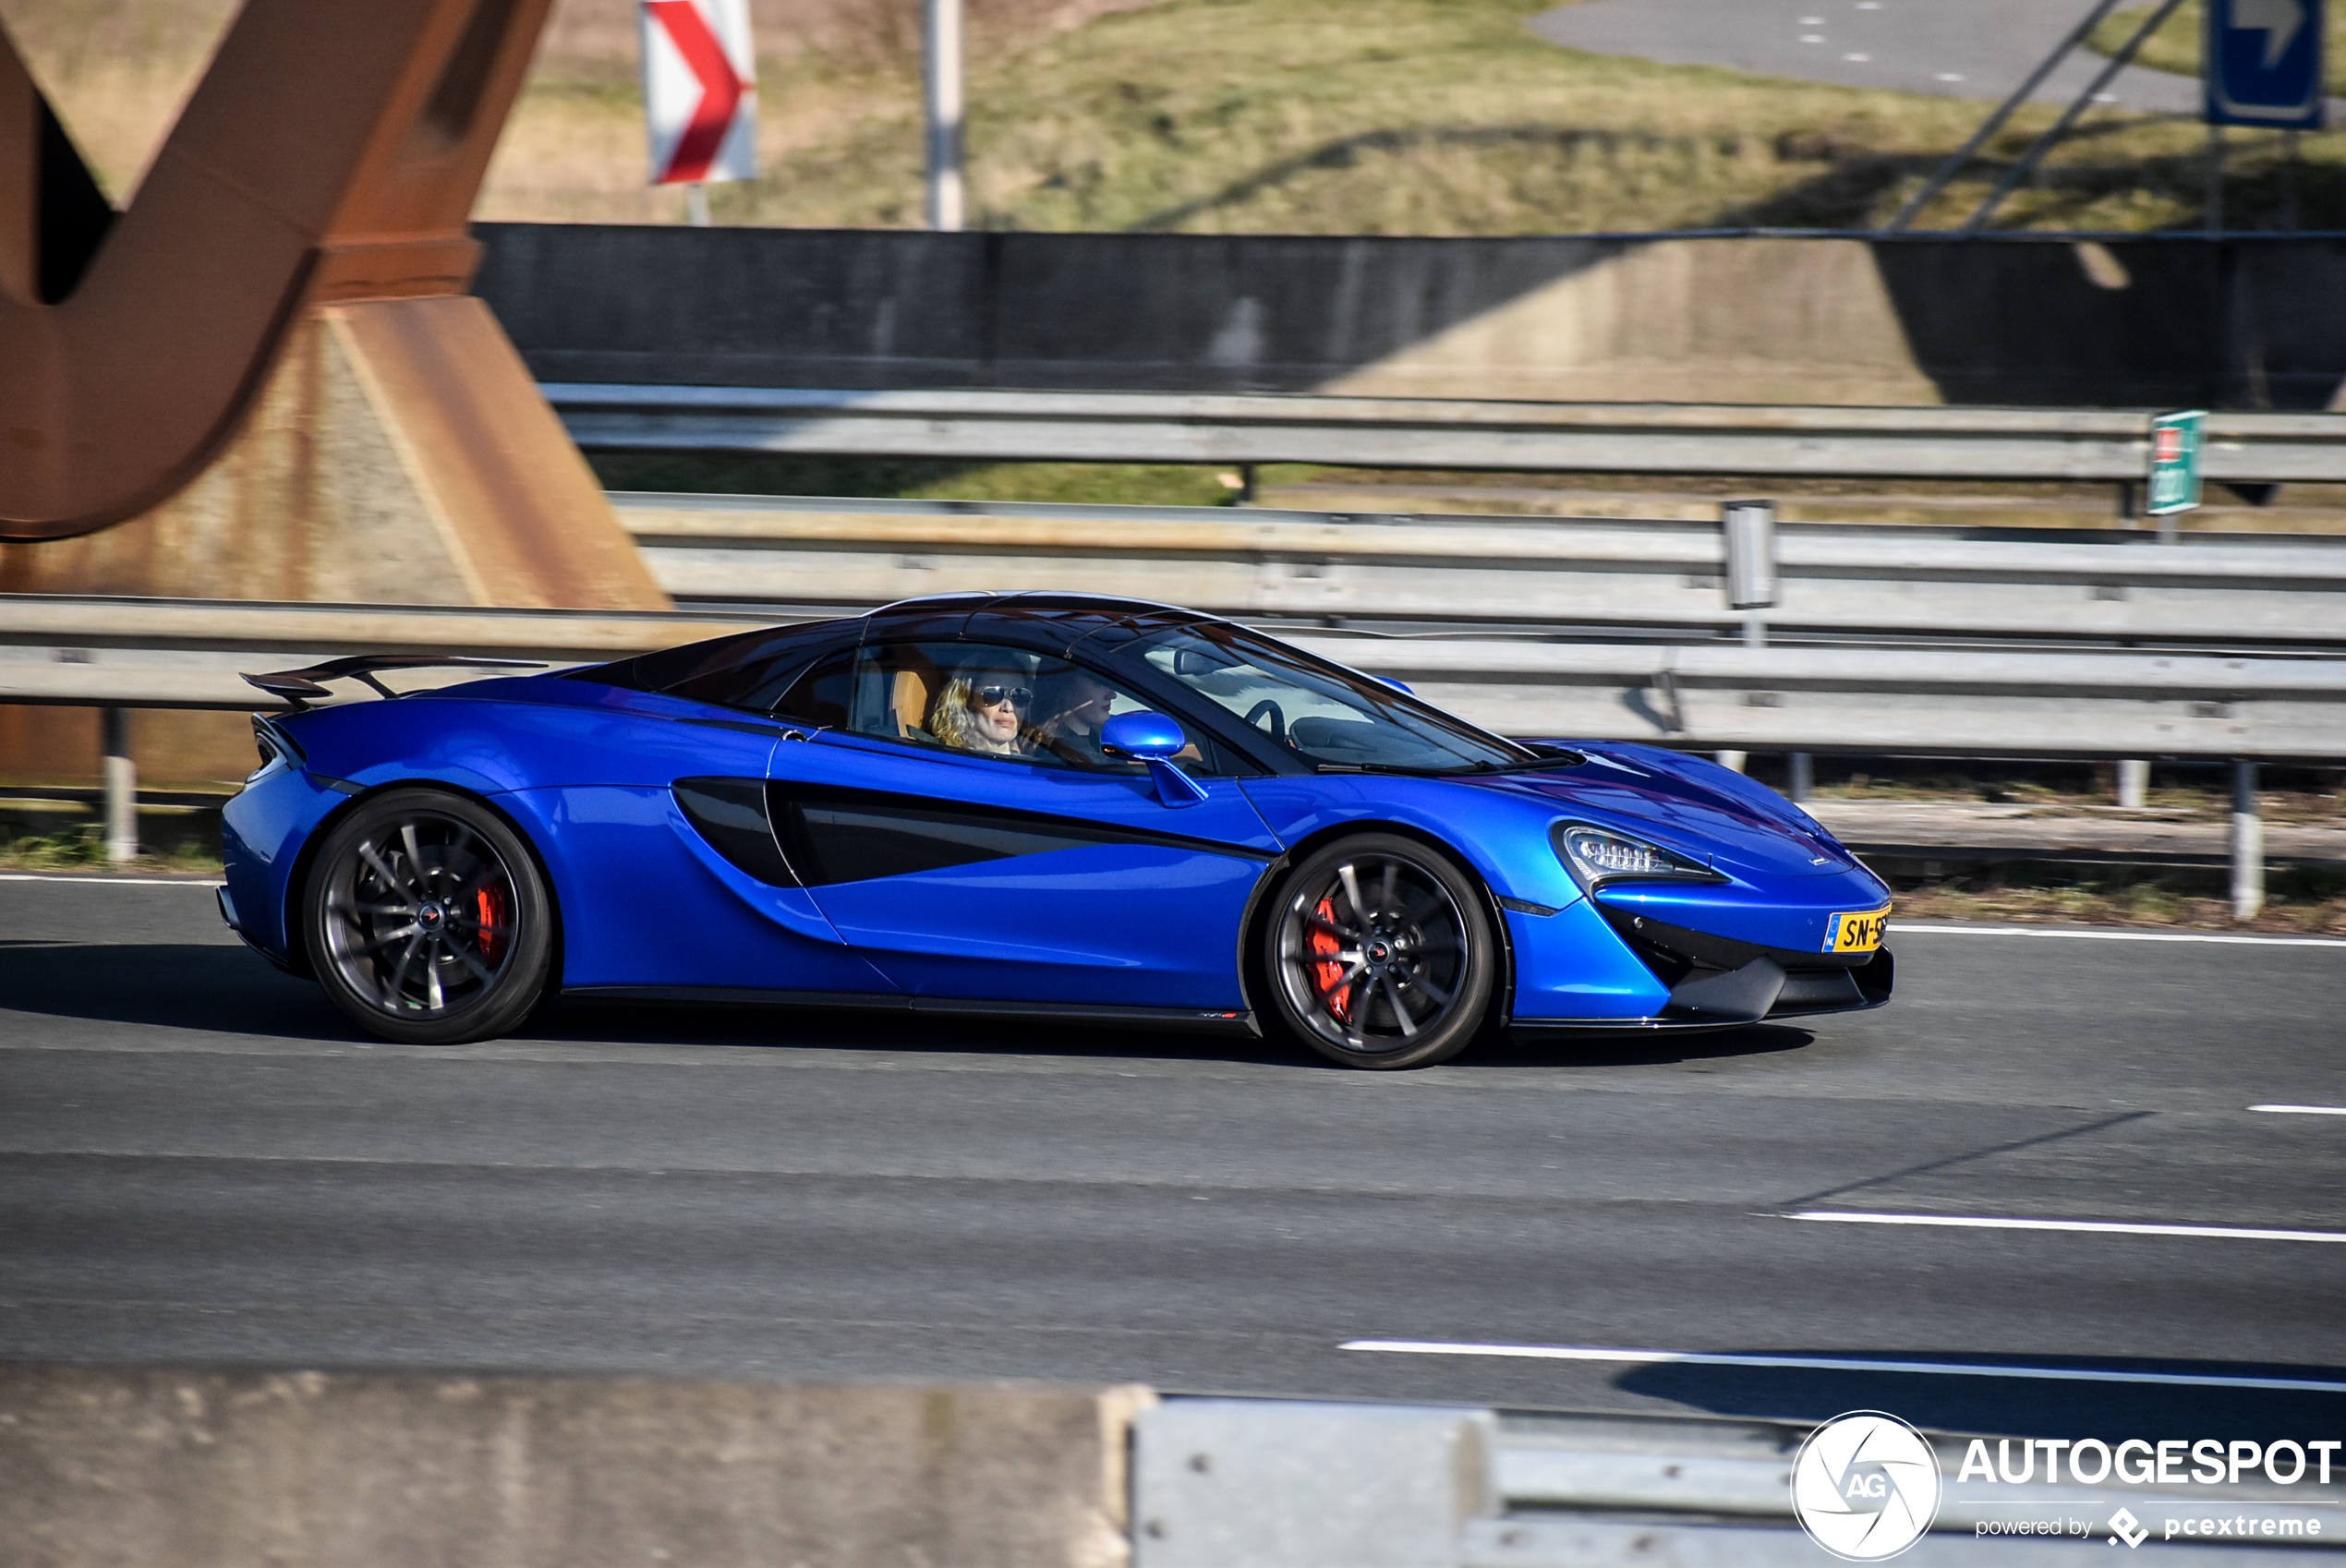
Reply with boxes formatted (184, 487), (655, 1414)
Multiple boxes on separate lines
(1101, 710), (1209, 807)
(1101, 710), (1187, 762)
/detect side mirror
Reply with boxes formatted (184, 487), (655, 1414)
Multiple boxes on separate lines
(1100, 711), (1209, 808)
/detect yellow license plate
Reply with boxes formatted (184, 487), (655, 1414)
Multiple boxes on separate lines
(1826, 905), (1892, 954)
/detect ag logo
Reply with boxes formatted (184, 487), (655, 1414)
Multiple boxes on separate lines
(1791, 1411), (1943, 1561)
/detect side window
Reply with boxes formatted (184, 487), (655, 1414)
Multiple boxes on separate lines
(658, 627), (850, 714)
(770, 647), (855, 730)
(837, 642), (1234, 774)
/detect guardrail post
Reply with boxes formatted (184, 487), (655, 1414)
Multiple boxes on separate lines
(1722, 499), (1776, 628)
(2231, 761), (2264, 921)
(1715, 751), (1747, 774)
(1786, 752), (1814, 803)
(2116, 758), (2149, 810)
(101, 707), (137, 864)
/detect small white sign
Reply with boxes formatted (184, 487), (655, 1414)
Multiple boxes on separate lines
(640, 0), (757, 187)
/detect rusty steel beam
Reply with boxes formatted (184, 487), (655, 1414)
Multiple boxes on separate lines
(0, 0), (555, 539)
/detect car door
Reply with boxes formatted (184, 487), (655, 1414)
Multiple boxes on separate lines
(763, 639), (1286, 1013)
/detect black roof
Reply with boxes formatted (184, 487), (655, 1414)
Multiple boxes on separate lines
(861, 592), (1216, 655)
(581, 593), (1219, 696)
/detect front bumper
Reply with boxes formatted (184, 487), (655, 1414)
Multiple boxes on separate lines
(1505, 895), (1895, 1033)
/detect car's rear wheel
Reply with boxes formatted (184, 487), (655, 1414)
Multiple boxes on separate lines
(305, 788), (552, 1044)
(1264, 833), (1494, 1069)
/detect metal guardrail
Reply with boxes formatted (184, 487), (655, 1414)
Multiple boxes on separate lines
(548, 384), (2346, 486)
(2, 596), (2340, 763)
(1135, 1400), (2346, 1567)
(5, 592), (2329, 904)
(611, 493), (2346, 652)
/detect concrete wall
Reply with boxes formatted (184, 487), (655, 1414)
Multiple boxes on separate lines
(475, 225), (2346, 411)
(0, 1365), (1150, 1568)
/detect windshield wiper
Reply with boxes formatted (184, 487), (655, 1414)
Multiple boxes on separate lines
(1458, 750), (1587, 774)
(1312, 751), (1585, 777)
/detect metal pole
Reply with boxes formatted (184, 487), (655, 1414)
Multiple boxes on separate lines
(1788, 751), (1815, 804)
(923, 0), (964, 232)
(2116, 757), (2149, 810)
(1715, 751), (1748, 774)
(102, 706), (137, 864)
(1719, 499), (1793, 790)
(1880, 0), (2126, 232)
(1957, 0), (2189, 236)
(2230, 760), (2264, 921)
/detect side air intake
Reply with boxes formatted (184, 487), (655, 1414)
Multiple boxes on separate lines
(673, 778), (799, 887)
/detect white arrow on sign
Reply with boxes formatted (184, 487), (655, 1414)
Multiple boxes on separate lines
(2231, 0), (2306, 71)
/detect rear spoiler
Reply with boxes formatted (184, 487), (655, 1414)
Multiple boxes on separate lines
(242, 655), (544, 709)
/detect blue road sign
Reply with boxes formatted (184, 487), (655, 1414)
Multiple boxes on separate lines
(2207, 0), (2326, 127)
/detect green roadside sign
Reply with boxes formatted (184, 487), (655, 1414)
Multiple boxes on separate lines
(2147, 410), (2205, 516)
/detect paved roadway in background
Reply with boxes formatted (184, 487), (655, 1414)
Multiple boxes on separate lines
(1533, 0), (2203, 114)
(4, 876), (2343, 1438)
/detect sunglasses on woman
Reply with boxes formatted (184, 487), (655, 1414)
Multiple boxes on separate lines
(974, 685), (1034, 708)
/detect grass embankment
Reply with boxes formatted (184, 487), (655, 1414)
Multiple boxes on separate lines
(0, 825), (219, 875)
(20, 0), (2336, 235)
(494, 0), (2346, 236)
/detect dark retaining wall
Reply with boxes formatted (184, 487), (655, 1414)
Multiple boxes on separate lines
(473, 223), (2346, 409)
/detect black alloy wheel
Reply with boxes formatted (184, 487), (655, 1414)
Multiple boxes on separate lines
(304, 788), (553, 1044)
(1266, 832), (1494, 1069)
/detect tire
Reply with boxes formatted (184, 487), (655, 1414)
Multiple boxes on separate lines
(303, 788), (554, 1045)
(1264, 832), (1495, 1069)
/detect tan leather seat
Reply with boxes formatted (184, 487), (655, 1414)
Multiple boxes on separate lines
(889, 650), (944, 739)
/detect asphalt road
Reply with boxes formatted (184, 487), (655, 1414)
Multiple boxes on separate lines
(1532, 0), (2203, 114)
(5, 875), (2345, 1441)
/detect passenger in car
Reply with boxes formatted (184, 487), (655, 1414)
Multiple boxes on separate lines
(1034, 668), (1119, 765)
(928, 662), (1035, 756)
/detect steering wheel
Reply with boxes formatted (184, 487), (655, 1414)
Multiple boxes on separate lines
(1243, 698), (1288, 744)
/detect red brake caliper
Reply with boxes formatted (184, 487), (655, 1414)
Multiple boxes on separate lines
(1307, 897), (1352, 1023)
(476, 883), (509, 966)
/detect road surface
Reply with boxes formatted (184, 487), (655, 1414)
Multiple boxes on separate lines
(1532, 0), (2203, 114)
(4, 874), (2342, 1441)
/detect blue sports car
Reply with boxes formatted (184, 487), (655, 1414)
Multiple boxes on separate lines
(218, 593), (1893, 1069)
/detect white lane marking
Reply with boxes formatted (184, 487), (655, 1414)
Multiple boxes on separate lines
(1338, 1341), (2346, 1393)
(2253, 1104), (2346, 1116)
(0, 874), (224, 887)
(1894, 923), (2346, 948)
(1789, 1210), (2346, 1244)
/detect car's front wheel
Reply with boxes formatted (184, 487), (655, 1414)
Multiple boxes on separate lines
(305, 788), (553, 1044)
(1264, 832), (1494, 1069)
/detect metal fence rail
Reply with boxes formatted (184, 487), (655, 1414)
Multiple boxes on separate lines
(1135, 1399), (2346, 1568)
(549, 385), (2346, 485)
(6, 594), (2333, 897)
(613, 493), (2346, 652)
(4, 595), (2340, 762)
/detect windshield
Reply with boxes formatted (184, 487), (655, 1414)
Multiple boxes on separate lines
(1124, 622), (1538, 773)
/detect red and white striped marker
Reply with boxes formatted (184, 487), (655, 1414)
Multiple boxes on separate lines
(640, 0), (756, 190)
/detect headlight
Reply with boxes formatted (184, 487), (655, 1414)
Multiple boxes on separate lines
(1552, 822), (1717, 889)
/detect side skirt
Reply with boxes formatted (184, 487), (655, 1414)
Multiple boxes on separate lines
(1504, 990), (1892, 1040)
(563, 985), (1262, 1037)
